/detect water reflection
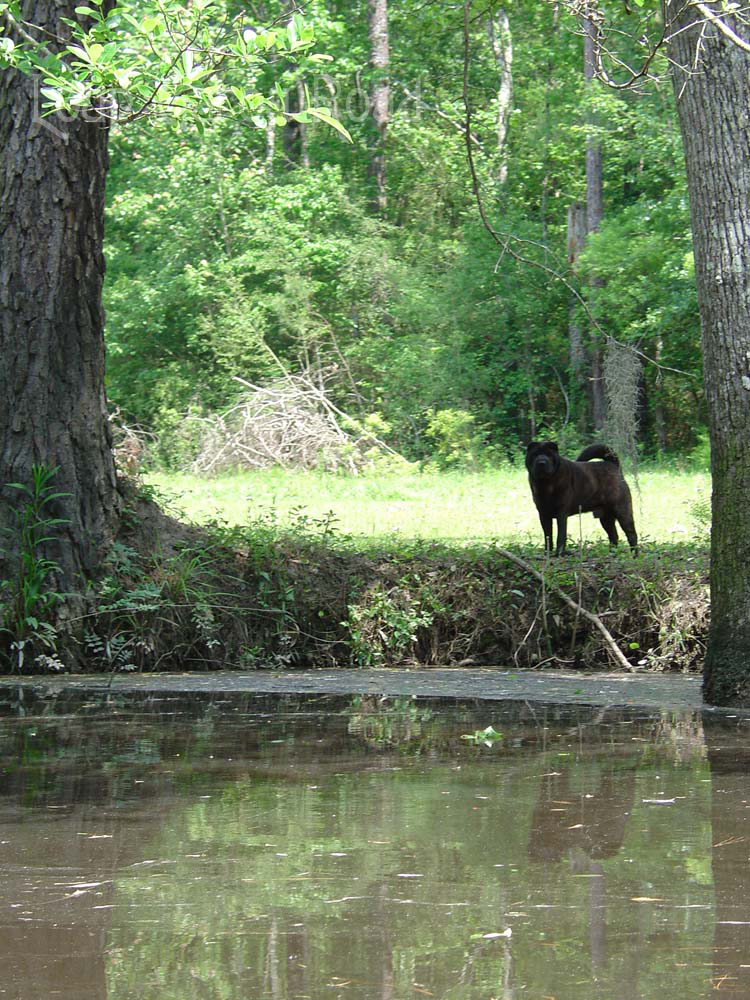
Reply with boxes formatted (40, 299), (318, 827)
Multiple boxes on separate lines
(705, 720), (750, 995)
(0, 688), (744, 998)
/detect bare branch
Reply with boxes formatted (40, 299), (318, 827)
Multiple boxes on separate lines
(495, 547), (636, 671)
(692, 0), (750, 52)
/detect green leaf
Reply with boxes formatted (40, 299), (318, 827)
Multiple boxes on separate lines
(99, 41), (117, 63)
(306, 107), (352, 142)
(67, 44), (90, 63)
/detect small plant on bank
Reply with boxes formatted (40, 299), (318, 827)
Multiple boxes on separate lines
(689, 492), (711, 533)
(345, 581), (437, 667)
(0, 465), (69, 671)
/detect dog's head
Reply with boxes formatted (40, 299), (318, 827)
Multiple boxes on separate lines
(525, 441), (560, 479)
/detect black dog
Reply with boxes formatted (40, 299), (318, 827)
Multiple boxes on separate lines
(525, 441), (638, 555)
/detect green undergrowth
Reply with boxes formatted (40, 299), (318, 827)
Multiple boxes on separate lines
(2, 481), (709, 675)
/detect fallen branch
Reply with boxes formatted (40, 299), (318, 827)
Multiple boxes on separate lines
(495, 547), (635, 672)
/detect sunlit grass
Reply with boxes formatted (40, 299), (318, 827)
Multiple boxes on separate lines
(146, 463), (711, 548)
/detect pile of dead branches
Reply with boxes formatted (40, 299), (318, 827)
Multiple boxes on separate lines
(190, 373), (399, 475)
(110, 408), (157, 477)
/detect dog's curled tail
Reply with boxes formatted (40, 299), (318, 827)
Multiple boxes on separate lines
(576, 444), (620, 466)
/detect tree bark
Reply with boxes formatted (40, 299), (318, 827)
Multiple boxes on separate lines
(283, 82), (302, 168)
(567, 200), (588, 426)
(665, 0), (750, 703)
(265, 113), (276, 174)
(583, 15), (606, 431)
(0, 0), (119, 597)
(487, 9), (513, 186)
(368, 0), (389, 213)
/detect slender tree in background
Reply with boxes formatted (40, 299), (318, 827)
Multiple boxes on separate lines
(487, 8), (513, 186)
(665, 0), (750, 705)
(567, 200), (588, 426)
(0, 0), (120, 592)
(368, 0), (389, 212)
(582, 13), (606, 430)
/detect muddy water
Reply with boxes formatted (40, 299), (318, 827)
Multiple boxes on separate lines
(0, 688), (747, 999)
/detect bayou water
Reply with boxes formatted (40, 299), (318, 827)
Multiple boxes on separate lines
(0, 685), (747, 999)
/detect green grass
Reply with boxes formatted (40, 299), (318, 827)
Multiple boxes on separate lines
(146, 465), (711, 548)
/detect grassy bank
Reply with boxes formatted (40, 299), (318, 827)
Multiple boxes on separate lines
(57, 470), (707, 676)
(146, 465), (711, 546)
(1, 468), (711, 674)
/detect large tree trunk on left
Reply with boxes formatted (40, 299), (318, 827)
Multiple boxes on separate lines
(0, 0), (119, 598)
(665, 0), (750, 704)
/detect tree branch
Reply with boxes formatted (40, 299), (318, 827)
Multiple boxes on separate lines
(693, 0), (750, 53)
(495, 547), (635, 672)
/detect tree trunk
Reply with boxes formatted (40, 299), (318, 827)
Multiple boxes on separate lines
(0, 0), (119, 599)
(487, 9), (513, 186)
(583, 15), (606, 431)
(283, 82), (302, 168)
(265, 114), (276, 174)
(368, 0), (389, 213)
(665, 0), (750, 704)
(567, 200), (588, 427)
(653, 337), (668, 455)
(297, 81), (310, 169)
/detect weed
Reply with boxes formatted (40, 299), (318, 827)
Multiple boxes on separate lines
(345, 584), (436, 667)
(0, 465), (69, 671)
(689, 492), (711, 532)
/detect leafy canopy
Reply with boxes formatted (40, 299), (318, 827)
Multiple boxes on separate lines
(0, 0), (351, 137)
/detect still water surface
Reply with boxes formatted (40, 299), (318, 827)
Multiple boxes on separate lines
(0, 688), (748, 999)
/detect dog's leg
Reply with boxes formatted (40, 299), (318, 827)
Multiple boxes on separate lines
(555, 515), (568, 556)
(616, 507), (638, 554)
(600, 513), (619, 548)
(539, 513), (554, 553)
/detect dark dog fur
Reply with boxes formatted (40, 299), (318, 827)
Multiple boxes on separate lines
(525, 441), (638, 555)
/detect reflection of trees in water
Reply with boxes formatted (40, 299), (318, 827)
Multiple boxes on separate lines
(528, 764), (637, 863)
(705, 721), (750, 996)
(527, 758), (637, 985)
(653, 715), (707, 764)
(0, 693), (720, 1000)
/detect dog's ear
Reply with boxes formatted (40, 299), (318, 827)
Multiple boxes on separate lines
(548, 442), (559, 452)
(524, 441), (537, 452)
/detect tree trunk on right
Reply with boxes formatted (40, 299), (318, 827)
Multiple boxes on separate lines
(666, 0), (750, 704)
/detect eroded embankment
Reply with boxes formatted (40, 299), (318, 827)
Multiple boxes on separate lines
(1, 486), (710, 674)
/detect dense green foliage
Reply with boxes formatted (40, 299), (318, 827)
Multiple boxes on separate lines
(101, 0), (703, 466)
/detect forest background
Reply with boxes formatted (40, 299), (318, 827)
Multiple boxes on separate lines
(104, 0), (705, 477)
